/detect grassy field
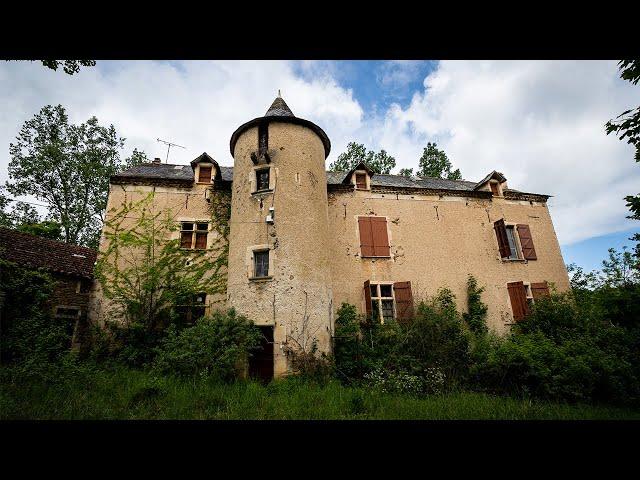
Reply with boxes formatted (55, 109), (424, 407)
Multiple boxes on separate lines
(1, 366), (638, 420)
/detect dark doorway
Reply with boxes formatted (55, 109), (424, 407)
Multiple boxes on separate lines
(249, 326), (274, 382)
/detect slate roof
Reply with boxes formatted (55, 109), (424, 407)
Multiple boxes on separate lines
(0, 227), (97, 279)
(265, 96), (294, 117)
(111, 164), (547, 198)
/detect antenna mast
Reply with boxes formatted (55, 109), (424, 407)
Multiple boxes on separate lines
(157, 138), (186, 163)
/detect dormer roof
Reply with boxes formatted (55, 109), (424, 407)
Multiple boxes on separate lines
(190, 152), (222, 180)
(474, 170), (507, 190)
(342, 161), (375, 184)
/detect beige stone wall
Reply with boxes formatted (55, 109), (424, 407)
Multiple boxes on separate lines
(326, 188), (570, 334)
(89, 179), (229, 326)
(227, 122), (334, 377)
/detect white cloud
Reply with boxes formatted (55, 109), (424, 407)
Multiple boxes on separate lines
(361, 61), (640, 245)
(1, 60), (638, 247)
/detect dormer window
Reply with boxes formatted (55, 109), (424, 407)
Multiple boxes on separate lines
(490, 181), (501, 196)
(198, 166), (212, 184)
(355, 172), (367, 190)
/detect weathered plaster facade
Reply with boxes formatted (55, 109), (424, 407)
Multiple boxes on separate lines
(91, 95), (570, 377)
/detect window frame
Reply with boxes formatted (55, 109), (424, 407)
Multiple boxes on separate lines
(255, 167), (271, 193)
(369, 282), (396, 324)
(197, 165), (213, 184)
(354, 171), (368, 190)
(490, 180), (502, 196)
(180, 221), (209, 250)
(358, 215), (391, 258)
(252, 249), (270, 279)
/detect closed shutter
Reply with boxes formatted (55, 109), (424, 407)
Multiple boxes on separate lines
(180, 231), (193, 249)
(494, 219), (511, 258)
(517, 224), (537, 260)
(531, 281), (550, 300)
(393, 281), (414, 323)
(355, 173), (367, 189)
(371, 217), (390, 257)
(364, 280), (372, 320)
(195, 232), (208, 249)
(358, 217), (375, 257)
(199, 166), (212, 183)
(507, 281), (529, 321)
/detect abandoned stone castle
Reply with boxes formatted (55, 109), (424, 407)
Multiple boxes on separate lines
(90, 95), (570, 378)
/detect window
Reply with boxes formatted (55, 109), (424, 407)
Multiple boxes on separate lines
(494, 220), (537, 261)
(253, 250), (270, 278)
(355, 172), (367, 190)
(368, 282), (395, 323)
(358, 216), (390, 257)
(176, 292), (207, 326)
(180, 222), (208, 250)
(507, 281), (529, 321)
(490, 181), (500, 196)
(256, 168), (270, 192)
(77, 279), (91, 294)
(198, 166), (212, 183)
(505, 225), (520, 260)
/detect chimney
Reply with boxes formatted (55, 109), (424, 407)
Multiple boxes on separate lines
(152, 157), (161, 164)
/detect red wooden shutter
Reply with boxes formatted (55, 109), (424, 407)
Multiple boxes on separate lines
(355, 173), (367, 189)
(531, 281), (550, 300)
(517, 224), (537, 260)
(364, 280), (372, 320)
(393, 281), (414, 323)
(358, 217), (375, 257)
(507, 281), (529, 321)
(180, 231), (193, 249)
(371, 217), (390, 257)
(494, 219), (511, 258)
(199, 166), (212, 183)
(195, 232), (207, 249)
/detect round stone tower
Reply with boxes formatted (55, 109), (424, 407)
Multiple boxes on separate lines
(227, 95), (334, 378)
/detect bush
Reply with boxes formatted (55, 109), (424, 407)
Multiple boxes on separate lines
(364, 367), (424, 395)
(152, 309), (261, 380)
(287, 340), (334, 385)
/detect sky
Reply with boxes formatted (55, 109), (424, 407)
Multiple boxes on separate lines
(0, 60), (638, 271)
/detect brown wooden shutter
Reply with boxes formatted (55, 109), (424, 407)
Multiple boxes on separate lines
(371, 217), (390, 257)
(355, 173), (367, 189)
(358, 217), (375, 257)
(195, 232), (208, 249)
(364, 280), (372, 320)
(494, 219), (511, 258)
(517, 224), (537, 260)
(531, 281), (550, 300)
(393, 281), (414, 323)
(507, 281), (529, 321)
(180, 231), (193, 249)
(199, 166), (212, 183)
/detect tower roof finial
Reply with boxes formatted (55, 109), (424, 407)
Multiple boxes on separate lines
(278, 89), (281, 98)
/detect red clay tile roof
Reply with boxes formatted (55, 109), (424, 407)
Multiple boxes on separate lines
(0, 227), (97, 279)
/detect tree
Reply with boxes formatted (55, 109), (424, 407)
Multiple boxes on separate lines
(6, 105), (147, 249)
(15, 221), (63, 241)
(417, 142), (462, 180)
(95, 192), (227, 331)
(0, 187), (39, 228)
(329, 142), (396, 174)
(398, 168), (413, 177)
(606, 60), (640, 267)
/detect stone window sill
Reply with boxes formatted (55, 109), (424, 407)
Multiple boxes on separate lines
(361, 255), (391, 259)
(249, 276), (273, 282)
(252, 189), (273, 196)
(501, 258), (527, 263)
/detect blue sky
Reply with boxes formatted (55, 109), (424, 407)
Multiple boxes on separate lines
(1, 60), (638, 272)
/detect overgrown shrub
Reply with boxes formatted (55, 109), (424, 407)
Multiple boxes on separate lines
(463, 275), (488, 336)
(152, 309), (261, 380)
(364, 367), (424, 395)
(287, 343), (334, 385)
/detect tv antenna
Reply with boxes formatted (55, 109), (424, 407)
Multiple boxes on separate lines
(157, 138), (186, 163)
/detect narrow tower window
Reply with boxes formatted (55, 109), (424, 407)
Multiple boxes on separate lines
(254, 250), (270, 278)
(256, 168), (270, 192)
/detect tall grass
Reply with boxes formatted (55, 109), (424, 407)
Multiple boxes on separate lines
(1, 367), (638, 420)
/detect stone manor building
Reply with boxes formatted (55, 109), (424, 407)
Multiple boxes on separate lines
(91, 95), (570, 378)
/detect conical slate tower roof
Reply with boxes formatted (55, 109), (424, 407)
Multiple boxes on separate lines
(265, 95), (294, 117)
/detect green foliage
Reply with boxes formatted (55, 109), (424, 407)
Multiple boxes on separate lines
(95, 192), (224, 331)
(329, 142), (396, 174)
(6, 104), (147, 248)
(417, 142), (462, 180)
(0, 186), (39, 228)
(398, 168), (413, 177)
(152, 309), (261, 380)
(15, 221), (63, 240)
(463, 275), (488, 336)
(39, 60), (96, 75)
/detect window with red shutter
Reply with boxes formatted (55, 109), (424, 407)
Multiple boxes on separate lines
(358, 216), (390, 258)
(180, 222), (208, 250)
(531, 281), (550, 300)
(355, 173), (367, 190)
(494, 219), (511, 259)
(198, 166), (212, 183)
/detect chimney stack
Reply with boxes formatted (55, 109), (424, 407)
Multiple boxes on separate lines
(152, 157), (161, 164)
